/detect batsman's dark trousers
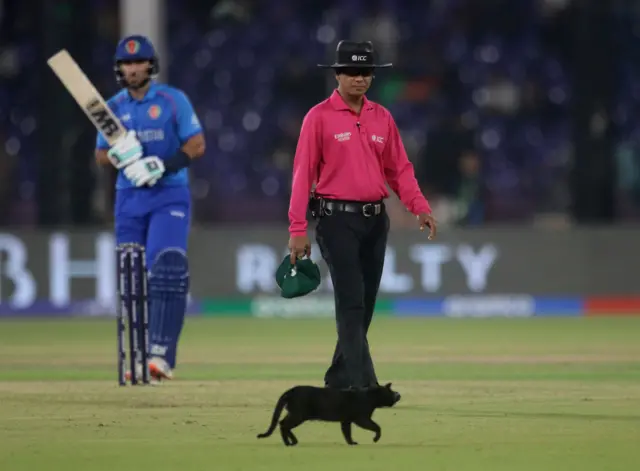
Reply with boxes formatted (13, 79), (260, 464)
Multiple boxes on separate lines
(315, 202), (389, 389)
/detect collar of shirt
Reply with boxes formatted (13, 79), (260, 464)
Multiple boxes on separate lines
(124, 81), (158, 103)
(329, 89), (374, 112)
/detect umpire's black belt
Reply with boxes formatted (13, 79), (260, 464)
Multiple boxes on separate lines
(323, 199), (384, 217)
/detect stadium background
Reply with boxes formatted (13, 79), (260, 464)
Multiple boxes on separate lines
(1, 2), (639, 470)
(0, 0), (638, 317)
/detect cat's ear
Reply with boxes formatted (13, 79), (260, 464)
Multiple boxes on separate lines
(385, 382), (392, 389)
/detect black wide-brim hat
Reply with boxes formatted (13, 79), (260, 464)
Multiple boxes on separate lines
(318, 40), (392, 69)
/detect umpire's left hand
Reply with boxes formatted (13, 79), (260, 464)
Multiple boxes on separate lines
(417, 213), (437, 240)
(288, 234), (311, 264)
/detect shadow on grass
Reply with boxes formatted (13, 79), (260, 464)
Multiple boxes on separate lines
(252, 441), (439, 449)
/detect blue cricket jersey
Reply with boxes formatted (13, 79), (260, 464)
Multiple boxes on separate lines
(96, 82), (203, 190)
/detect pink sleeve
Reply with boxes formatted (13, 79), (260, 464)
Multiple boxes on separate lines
(383, 114), (432, 215)
(288, 110), (322, 236)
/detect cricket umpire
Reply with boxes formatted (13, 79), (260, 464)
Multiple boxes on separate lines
(287, 40), (437, 390)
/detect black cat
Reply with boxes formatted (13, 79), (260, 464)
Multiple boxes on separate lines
(256, 383), (401, 446)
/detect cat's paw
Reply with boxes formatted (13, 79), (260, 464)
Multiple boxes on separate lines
(348, 441), (359, 446)
(373, 435), (381, 443)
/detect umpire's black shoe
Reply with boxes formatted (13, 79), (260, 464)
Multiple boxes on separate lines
(325, 380), (381, 391)
(336, 385), (375, 392)
(325, 382), (351, 390)
(324, 379), (350, 389)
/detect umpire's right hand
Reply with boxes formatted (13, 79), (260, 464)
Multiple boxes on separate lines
(288, 235), (311, 264)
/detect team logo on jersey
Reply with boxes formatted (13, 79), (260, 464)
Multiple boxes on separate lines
(148, 105), (161, 119)
(126, 40), (140, 54)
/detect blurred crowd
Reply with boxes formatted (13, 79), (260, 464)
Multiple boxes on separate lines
(1, 0), (640, 227)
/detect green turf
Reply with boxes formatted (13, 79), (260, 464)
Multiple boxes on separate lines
(0, 317), (639, 471)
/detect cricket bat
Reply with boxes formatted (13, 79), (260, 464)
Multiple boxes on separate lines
(47, 49), (126, 146)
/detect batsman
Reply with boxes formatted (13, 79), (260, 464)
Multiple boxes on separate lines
(95, 35), (205, 381)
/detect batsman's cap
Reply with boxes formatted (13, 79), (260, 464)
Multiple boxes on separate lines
(317, 40), (392, 69)
(115, 35), (156, 62)
(274, 255), (321, 299)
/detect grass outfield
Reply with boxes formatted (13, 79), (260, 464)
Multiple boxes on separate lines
(0, 317), (639, 471)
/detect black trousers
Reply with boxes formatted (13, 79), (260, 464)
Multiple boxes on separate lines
(315, 206), (389, 389)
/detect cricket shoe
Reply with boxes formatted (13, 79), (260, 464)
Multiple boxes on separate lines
(124, 363), (160, 384)
(148, 356), (174, 380)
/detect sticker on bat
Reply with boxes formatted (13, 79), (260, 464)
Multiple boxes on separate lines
(86, 98), (121, 139)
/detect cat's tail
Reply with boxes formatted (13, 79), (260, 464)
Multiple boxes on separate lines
(257, 389), (290, 439)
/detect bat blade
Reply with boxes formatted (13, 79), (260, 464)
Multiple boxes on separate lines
(47, 49), (126, 146)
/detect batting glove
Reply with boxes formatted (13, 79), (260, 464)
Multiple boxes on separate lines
(107, 130), (143, 169)
(124, 156), (165, 187)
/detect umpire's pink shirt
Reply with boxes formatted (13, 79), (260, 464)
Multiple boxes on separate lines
(288, 90), (432, 236)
